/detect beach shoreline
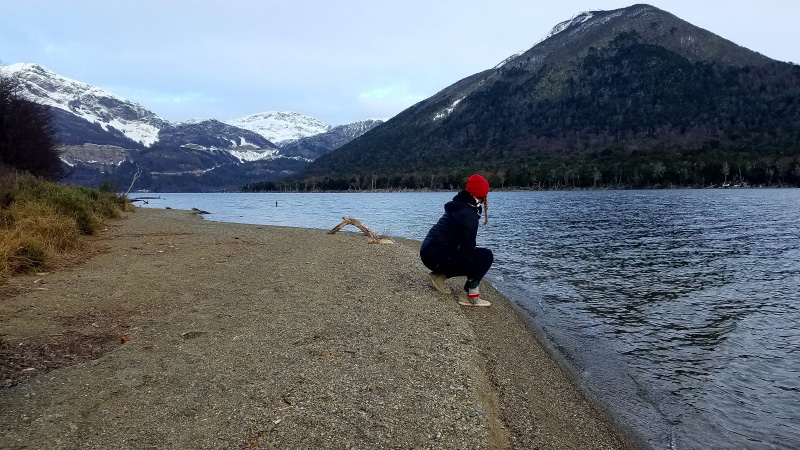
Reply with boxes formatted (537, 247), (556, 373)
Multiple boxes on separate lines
(1, 207), (637, 449)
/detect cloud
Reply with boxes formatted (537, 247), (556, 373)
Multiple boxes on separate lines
(357, 84), (428, 119)
(104, 86), (220, 119)
(359, 84), (422, 101)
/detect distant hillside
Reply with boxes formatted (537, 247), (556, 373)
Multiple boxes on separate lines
(259, 4), (800, 191)
(279, 119), (385, 160)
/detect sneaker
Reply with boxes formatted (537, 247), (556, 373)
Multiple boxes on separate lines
(457, 292), (491, 307)
(428, 272), (451, 294)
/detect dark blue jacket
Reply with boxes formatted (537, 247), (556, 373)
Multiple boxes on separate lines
(421, 190), (482, 264)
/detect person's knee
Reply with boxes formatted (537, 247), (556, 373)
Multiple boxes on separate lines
(477, 247), (494, 265)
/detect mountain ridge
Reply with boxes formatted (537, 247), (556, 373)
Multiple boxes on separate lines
(0, 63), (342, 150)
(279, 119), (386, 160)
(0, 63), (382, 191)
(429, 4), (772, 124)
(277, 3), (800, 191)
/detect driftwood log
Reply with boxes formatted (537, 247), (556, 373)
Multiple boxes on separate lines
(328, 217), (393, 244)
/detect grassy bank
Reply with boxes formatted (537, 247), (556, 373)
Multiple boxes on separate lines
(0, 171), (130, 280)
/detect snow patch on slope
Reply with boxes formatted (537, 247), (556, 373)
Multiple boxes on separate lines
(534, 12), (595, 46)
(532, 9), (626, 48)
(176, 118), (209, 126)
(433, 97), (464, 121)
(227, 148), (282, 162)
(495, 51), (526, 69)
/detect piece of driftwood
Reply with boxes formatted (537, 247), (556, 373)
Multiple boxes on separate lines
(328, 217), (393, 244)
(124, 165), (143, 197)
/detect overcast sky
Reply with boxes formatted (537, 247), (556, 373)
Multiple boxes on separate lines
(2, 1), (799, 126)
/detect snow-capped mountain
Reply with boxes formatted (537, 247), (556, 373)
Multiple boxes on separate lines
(0, 63), (286, 157)
(225, 111), (332, 145)
(1, 62), (385, 191)
(0, 63), (167, 147)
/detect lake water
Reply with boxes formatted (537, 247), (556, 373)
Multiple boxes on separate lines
(139, 190), (800, 449)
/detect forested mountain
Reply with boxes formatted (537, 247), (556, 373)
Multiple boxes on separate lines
(253, 4), (800, 191)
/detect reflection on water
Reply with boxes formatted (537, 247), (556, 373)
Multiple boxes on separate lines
(141, 189), (800, 449)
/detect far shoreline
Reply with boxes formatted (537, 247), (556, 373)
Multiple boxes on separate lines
(134, 184), (798, 196)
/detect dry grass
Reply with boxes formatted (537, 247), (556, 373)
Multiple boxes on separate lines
(0, 170), (131, 280)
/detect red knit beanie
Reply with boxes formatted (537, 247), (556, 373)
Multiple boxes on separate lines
(466, 174), (489, 198)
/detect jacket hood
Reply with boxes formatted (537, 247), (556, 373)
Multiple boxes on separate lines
(450, 190), (477, 205)
(445, 190), (479, 213)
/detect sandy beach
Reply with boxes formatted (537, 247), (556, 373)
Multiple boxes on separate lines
(0, 208), (636, 449)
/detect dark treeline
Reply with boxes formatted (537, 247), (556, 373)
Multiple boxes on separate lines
(0, 73), (63, 179)
(243, 149), (799, 192)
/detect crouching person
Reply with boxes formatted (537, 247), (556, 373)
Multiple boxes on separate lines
(420, 174), (493, 307)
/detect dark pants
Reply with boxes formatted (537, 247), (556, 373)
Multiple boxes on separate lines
(420, 247), (494, 290)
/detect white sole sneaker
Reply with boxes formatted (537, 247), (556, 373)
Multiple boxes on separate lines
(458, 295), (491, 307)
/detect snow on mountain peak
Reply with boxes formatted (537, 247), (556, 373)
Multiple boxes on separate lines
(225, 111), (331, 144)
(495, 11), (606, 71)
(0, 63), (165, 147)
(494, 51), (526, 69)
(531, 8), (631, 49)
(536, 11), (595, 45)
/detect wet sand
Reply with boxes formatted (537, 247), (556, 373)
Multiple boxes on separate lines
(0, 208), (637, 449)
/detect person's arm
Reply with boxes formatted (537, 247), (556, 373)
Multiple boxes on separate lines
(453, 208), (479, 261)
